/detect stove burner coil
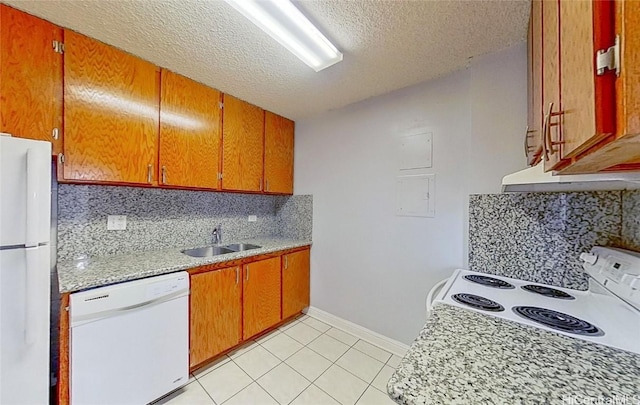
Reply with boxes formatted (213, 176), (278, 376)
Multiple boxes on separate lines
(521, 285), (575, 300)
(464, 275), (515, 289)
(452, 293), (505, 312)
(512, 306), (604, 336)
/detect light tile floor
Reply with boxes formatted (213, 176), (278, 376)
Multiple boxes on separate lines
(155, 314), (403, 405)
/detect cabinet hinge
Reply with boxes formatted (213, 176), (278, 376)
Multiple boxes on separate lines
(596, 35), (620, 76)
(58, 153), (65, 164)
(52, 40), (64, 54)
(219, 102), (224, 109)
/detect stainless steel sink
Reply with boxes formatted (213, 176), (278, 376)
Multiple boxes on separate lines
(225, 243), (261, 252)
(182, 246), (235, 257)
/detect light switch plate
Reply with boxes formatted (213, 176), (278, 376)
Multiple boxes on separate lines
(248, 215), (257, 222)
(107, 215), (127, 230)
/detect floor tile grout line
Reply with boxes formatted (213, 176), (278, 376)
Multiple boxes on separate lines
(253, 361), (313, 405)
(194, 377), (220, 405)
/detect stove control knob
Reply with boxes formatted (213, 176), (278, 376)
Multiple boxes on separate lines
(580, 253), (598, 265)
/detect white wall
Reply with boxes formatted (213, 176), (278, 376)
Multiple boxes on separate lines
(294, 43), (527, 344)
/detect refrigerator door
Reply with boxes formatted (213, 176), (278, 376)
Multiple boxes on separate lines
(0, 245), (50, 404)
(0, 136), (51, 247)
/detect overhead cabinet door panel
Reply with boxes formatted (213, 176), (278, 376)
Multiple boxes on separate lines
(222, 94), (264, 192)
(264, 112), (294, 194)
(159, 70), (221, 189)
(0, 5), (62, 154)
(559, 0), (615, 160)
(63, 30), (159, 184)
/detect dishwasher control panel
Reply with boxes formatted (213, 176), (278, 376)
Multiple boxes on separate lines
(146, 274), (189, 300)
(70, 272), (190, 325)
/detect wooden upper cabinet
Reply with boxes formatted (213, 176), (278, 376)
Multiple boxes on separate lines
(243, 257), (281, 340)
(541, 0), (564, 171)
(526, 0), (543, 167)
(63, 30), (159, 184)
(190, 266), (242, 368)
(0, 5), (62, 154)
(159, 70), (221, 189)
(558, 0), (615, 162)
(222, 94), (264, 192)
(264, 112), (294, 194)
(282, 249), (310, 320)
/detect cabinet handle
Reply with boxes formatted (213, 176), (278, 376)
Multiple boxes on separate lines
(524, 126), (536, 158)
(246, 265), (250, 281)
(284, 256), (288, 270)
(52, 128), (59, 140)
(266, 179), (269, 192)
(147, 164), (153, 183)
(543, 102), (564, 160)
(162, 166), (167, 184)
(235, 267), (239, 285)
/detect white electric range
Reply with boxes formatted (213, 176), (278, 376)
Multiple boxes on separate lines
(428, 246), (640, 355)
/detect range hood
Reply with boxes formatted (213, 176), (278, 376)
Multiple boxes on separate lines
(502, 162), (640, 192)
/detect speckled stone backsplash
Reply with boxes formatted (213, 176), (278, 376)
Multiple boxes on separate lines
(621, 190), (640, 251)
(57, 184), (312, 261)
(469, 192), (623, 290)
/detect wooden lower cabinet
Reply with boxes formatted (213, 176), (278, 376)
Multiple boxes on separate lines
(190, 266), (242, 368)
(282, 249), (310, 319)
(243, 257), (282, 340)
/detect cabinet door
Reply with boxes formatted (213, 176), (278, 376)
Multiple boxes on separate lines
(264, 112), (294, 194)
(282, 249), (310, 320)
(159, 70), (221, 189)
(541, 0), (564, 171)
(190, 266), (242, 368)
(559, 0), (615, 160)
(63, 30), (159, 184)
(526, 0), (543, 167)
(0, 5), (62, 154)
(222, 94), (264, 192)
(243, 257), (281, 340)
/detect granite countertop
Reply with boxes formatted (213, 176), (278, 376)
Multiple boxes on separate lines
(57, 237), (311, 293)
(388, 304), (640, 405)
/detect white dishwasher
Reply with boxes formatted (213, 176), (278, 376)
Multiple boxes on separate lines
(70, 272), (190, 405)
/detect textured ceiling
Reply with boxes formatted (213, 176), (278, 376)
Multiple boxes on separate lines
(4, 0), (530, 120)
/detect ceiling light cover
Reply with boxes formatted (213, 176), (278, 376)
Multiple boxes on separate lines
(224, 0), (343, 72)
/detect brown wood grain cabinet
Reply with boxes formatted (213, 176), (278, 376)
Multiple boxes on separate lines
(222, 94), (265, 192)
(243, 256), (282, 340)
(62, 30), (160, 184)
(190, 266), (242, 368)
(159, 70), (222, 189)
(0, 5), (63, 155)
(282, 248), (310, 320)
(528, 0), (640, 174)
(264, 112), (294, 194)
(541, 0), (564, 171)
(526, 0), (543, 167)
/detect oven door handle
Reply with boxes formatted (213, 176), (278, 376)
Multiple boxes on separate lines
(426, 278), (449, 316)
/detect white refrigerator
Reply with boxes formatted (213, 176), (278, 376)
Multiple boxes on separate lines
(0, 135), (51, 404)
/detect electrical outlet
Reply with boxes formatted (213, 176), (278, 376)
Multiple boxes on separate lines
(107, 215), (127, 230)
(248, 215), (257, 222)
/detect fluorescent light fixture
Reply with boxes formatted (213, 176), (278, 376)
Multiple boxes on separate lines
(224, 0), (343, 72)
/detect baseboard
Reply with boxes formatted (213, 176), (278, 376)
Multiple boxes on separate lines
(304, 306), (410, 357)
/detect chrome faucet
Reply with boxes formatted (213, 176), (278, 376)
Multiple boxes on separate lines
(212, 224), (222, 245)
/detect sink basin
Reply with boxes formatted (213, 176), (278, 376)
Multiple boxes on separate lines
(182, 246), (234, 257)
(225, 243), (261, 252)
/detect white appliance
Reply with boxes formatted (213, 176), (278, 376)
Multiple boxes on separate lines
(501, 161), (640, 192)
(70, 272), (190, 405)
(0, 136), (52, 404)
(427, 246), (640, 355)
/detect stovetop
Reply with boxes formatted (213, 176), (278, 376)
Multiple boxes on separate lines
(434, 269), (640, 354)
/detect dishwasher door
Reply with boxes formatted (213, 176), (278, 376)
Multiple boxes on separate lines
(70, 272), (190, 405)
